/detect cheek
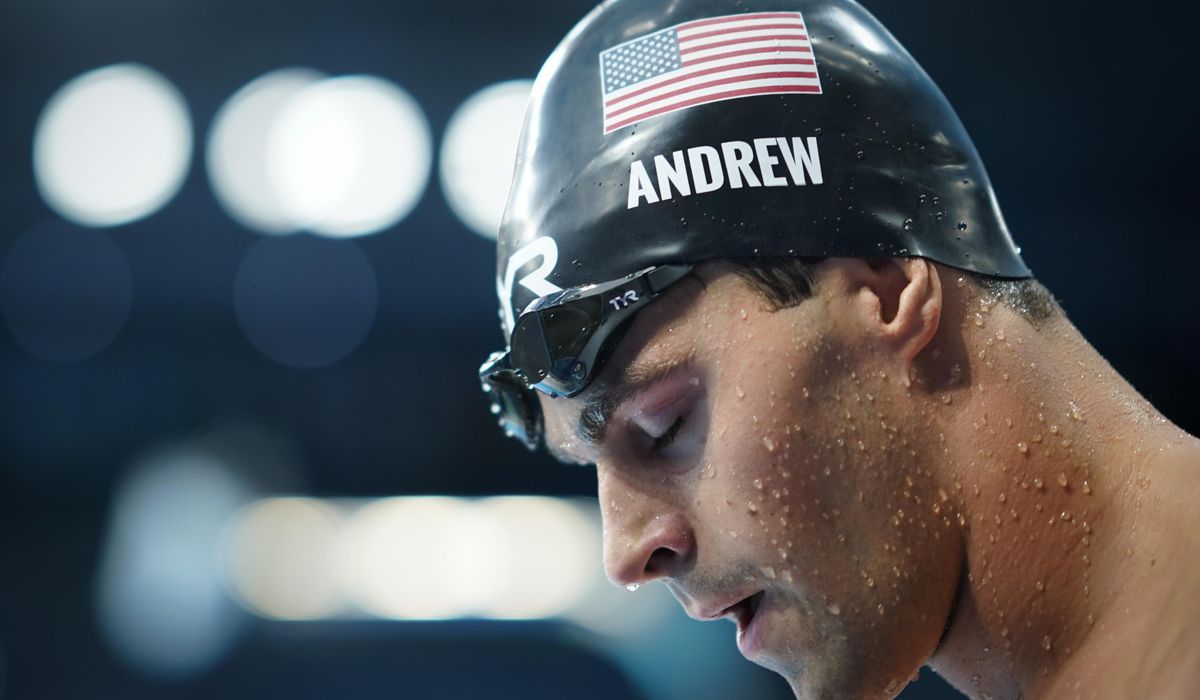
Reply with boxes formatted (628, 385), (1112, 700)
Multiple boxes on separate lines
(709, 349), (961, 617)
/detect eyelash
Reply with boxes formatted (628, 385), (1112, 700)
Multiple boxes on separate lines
(651, 414), (688, 452)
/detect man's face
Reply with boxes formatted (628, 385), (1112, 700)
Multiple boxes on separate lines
(542, 264), (963, 697)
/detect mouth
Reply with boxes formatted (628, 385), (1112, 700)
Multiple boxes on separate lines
(720, 591), (766, 656)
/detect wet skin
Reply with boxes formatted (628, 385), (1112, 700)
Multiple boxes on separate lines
(540, 258), (1200, 699)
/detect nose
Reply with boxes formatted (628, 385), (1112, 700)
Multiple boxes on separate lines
(598, 468), (694, 588)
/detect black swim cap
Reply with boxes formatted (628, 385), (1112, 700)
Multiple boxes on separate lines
(495, 0), (1030, 335)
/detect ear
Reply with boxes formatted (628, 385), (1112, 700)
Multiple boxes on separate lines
(819, 257), (943, 384)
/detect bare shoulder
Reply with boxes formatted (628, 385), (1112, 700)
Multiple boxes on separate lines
(1127, 544), (1200, 698)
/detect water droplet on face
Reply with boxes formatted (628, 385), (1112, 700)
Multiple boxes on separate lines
(1035, 580), (1045, 592)
(626, 583), (640, 592)
(736, 386), (745, 399)
(1082, 480), (1092, 495)
(1017, 442), (1029, 454)
(1057, 472), (1069, 488)
(827, 603), (841, 616)
(762, 565), (776, 579)
(762, 436), (777, 452)
(1041, 635), (1053, 651)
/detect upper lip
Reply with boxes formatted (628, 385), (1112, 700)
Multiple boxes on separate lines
(693, 590), (762, 623)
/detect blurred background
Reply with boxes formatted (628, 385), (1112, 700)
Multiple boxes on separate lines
(1, 0), (1197, 698)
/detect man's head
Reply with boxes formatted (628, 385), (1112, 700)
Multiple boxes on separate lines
(479, 0), (1048, 695)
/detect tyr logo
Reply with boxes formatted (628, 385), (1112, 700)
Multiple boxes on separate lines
(498, 236), (563, 334)
(608, 290), (640, 310)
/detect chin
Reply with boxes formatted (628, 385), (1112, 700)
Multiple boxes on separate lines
(771, 645), (884, 700)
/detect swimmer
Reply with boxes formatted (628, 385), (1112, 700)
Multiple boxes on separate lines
(478, 1), (1200, 697)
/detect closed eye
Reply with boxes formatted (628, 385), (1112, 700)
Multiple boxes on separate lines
(651, 414), (688, 452)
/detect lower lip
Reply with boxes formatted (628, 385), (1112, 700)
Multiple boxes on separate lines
(735, 594), (768, 657)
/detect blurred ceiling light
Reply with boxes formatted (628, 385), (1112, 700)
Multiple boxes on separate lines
(95, 451), (253, 678)
(223, 496), (600, 621)
(33, 63), (192, 227)
(440, 80), (533, 239)
(0, 222), (132, 362)
(206, 68), (325, 234)
(337, 497), (484, 620)
(476, 497), (598, 619)
(266, 75), (432, 237)
(224, 498), (344, 620)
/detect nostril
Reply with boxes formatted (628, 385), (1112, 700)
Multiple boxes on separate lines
(645, 546), (677, 577)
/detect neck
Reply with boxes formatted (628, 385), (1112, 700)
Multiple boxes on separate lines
(919, 303), (1200, 699)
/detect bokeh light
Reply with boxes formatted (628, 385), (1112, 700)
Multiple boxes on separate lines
(337, 497), (482, 619)
(33, 63), (192, 227)
(224, 498), (344, 620)
(221, 496), (601, 621)
(95, 451), (253, 677)
(476, 497), (598, 619)
(440, 80), (533, 239)
(206, 68), (325, 234)
(266, 75), (432, 237)
(0, 221), (133, 362)
(232, 235), (378, 368)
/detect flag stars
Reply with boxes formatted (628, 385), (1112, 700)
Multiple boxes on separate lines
(601, 27), (683, 93)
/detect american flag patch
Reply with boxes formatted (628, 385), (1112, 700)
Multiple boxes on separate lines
(599, 11), (822, 134)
